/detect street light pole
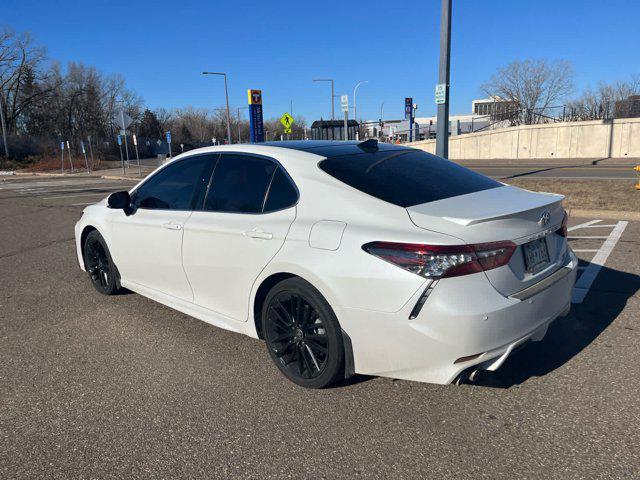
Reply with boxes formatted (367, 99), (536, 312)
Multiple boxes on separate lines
(203, 71), (232, 144)
(313, 78), (335, 120)
(353, 80), (368, 140)
(436, 0), (452, 158)
(0, 93), (9, 157)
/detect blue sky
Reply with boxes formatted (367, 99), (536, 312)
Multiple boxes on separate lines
(3, 0), (639, 122)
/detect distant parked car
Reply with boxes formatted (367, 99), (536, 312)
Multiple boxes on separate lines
(75, 140), (577, 388)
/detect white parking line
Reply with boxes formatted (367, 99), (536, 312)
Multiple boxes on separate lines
(572, 221), (628, 304)
(573, 249), (599, 253)
(568, 219), (601, 231)
(568, 236), (610, 239)
(583, 224), (618, 228)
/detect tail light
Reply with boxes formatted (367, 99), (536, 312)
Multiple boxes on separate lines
(557, 211), (568, 237)
(362, 240), (516, 279)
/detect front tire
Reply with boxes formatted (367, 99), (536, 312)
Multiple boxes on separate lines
(83, 230), (120, 295)
(262, 278), (345, 389)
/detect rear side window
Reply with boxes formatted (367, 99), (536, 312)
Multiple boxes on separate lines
(318, 149), (501, 207)
(264, 168), (298, 212)
(204, 154), (276, 213)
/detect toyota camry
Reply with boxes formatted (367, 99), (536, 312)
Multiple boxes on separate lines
(75, 140), (577, 388)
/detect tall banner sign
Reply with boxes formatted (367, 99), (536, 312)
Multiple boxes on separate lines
(248, 89), (265, 143)
(405, 97), (414, 142)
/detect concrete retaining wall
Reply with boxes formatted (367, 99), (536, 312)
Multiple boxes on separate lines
(407, 117), (640, 160)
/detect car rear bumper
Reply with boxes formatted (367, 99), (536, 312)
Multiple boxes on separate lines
(337, 249), (578, 384)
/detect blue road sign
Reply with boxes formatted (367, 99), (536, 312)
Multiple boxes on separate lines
(249, 104), (264, 143)
(166, 131), (172, 144)
(117, 135), (122, 146)
(60, 141), (64, 150)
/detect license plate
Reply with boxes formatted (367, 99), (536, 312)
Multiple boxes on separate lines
(523, 237), (550, 272)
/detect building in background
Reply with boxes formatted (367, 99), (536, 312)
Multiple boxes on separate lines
(310, 120), (359, 141)
(472, 96), (519, 120)
(362, 99), (500, 142)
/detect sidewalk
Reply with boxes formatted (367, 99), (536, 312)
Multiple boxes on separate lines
(457, 157), (639, 167)
(10, 165), (155, 181)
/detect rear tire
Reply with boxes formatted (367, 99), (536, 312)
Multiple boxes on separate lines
(262, 277), (345, 389)
(83, 230), (120, 295)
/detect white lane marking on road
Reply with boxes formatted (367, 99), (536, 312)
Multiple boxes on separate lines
(71, 202), (98, 206)
(583, 224), (618, 228)
(19, 185), (131, 195)
(572, 221), (628, 304)
(42, 192), (112, 199)
(568, 220), (601, 231)
(568, 236), (610, 239)
(572, 249), (599, 253)
(0, 180), (107, 189)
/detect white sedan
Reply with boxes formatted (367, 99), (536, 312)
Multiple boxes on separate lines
(75, 140), (577, 388)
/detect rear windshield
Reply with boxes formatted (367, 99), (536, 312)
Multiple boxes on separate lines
(318, 149), (501, 207)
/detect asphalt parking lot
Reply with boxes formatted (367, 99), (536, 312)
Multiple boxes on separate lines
(1, 176), (639, 479)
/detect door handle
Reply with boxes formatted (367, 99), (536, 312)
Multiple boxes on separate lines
(244, 229), (273, 240)
(162, 222), (183, 231)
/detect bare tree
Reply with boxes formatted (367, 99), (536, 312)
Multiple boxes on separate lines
(567, 75), (640, 120)
(481, 59), (574, 124)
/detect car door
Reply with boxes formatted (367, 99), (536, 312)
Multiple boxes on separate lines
(182, 153), (298, 321)
(108, 153), (215, 301)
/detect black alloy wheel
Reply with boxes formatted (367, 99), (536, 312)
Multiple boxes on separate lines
(83, 230), (119, 295)
(263, 278), (345, 388)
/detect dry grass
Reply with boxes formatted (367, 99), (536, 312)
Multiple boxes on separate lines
(507, 178), (639, 213)
(21, 154), (104, 172)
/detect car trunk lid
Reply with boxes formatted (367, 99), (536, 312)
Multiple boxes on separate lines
(406, 185), (567, 296)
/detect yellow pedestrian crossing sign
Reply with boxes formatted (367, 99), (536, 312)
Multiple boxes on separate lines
(280, 112), (294, 133)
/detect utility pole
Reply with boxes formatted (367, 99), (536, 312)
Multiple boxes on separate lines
(202, 72), (232, 144)
(0, 93), (9, 157)
(313, 79), (335, 120)
(436, 0), (452, 158)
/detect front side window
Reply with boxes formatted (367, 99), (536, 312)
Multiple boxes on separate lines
(132, 154), (212, 210)
(204, 154), (276, 213)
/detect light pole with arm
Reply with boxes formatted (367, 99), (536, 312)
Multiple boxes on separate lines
(313, 78), (335, 120)
(353, 80), (368, 140)
(202, 71), (232, 144)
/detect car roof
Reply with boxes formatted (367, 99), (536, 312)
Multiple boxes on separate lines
(260, 140), (408, 158)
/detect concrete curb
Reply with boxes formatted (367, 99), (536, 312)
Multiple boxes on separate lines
(569, 208), (640, 221)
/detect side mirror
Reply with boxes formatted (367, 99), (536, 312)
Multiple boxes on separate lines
(107, 191), (133, 215)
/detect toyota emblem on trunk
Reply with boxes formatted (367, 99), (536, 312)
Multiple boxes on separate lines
(538, 211), (551, 226)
